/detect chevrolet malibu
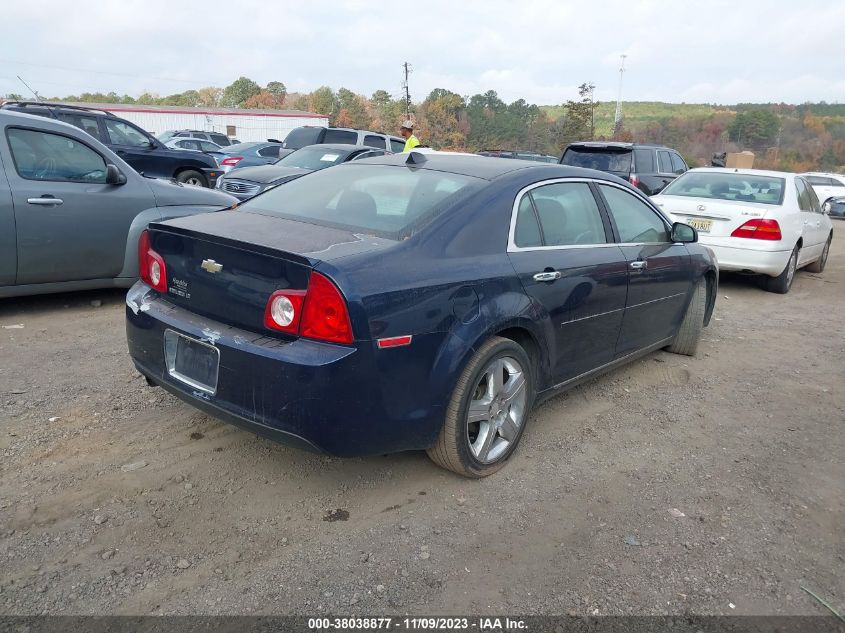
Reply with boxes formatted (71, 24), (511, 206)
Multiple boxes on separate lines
(126, 153), (717, 477)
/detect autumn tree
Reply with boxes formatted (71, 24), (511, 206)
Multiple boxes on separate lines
(309, 86), (338, 120)
(197, 86), (222, 107)
(419, 89), (468, 148)
(336, 88), (370, 128)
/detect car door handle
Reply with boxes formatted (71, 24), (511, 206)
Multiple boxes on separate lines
(533, 271), (562, 282)
(629, 260), (647, 271)
(27, 196), (63, 206)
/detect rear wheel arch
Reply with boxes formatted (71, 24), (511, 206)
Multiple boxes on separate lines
(495, 325), (545, 387)
(703, 269), (717, 326)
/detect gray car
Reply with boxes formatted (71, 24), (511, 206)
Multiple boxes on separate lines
(0, 110), (236, 298)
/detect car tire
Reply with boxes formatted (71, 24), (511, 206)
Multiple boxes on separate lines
(427, 336), (534, 478)
(805, 234), (832, 273)
(667, 280), (705, 356)
(176, 170), (208, 188)
(764, 244), (799, 294)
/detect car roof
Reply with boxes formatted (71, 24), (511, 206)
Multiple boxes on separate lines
(296, 143), (377, 152)
(0, 108), (91, 132)
(355, 151), (614, 181)
(565, 141), (671, 150)
(687, 167), (795, 179)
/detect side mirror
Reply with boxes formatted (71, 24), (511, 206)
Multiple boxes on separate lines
(822, 200), (831, 215)
(671, 222), (697, 243)
(106, 164), (127, 185)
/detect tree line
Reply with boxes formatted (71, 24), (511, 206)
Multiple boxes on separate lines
(4, 75), (843, 172)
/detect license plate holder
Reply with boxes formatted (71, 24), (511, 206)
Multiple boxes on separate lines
(687, 218), (713, 233)
(164, 329), (220, 395)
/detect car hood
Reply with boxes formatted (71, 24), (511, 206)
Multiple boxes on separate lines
(225, 164), (312, 184)
(145, 176), (236, 207)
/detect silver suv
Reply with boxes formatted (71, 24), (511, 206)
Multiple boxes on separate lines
(282, 126), (406, 153)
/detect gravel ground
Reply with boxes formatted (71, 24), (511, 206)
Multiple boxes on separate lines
(1, 238), (843, 617)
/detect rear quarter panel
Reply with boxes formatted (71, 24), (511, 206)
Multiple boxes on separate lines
(0, 149), (15, 285)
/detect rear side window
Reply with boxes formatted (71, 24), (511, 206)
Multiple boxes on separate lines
(599, 184), (669, 243)
(633, 149), (655, 173)
(56, 113), (103, 142)
(209, 134), (229, 146)
(199, 141), (220, 152)
(243, 164), (482, 238)
(257, 145), (282, 157)
(514, 196), (542, 247)
(282, 127), (323, 149)
(657, 151), (674, 173)
(390, 139), (405, 153)
(364, 135), (386, 149)
(7, 128), (107, 183)
(323, 129), (358, 144)
(670, 153), (687, 175)
(795, 178), (814, 212)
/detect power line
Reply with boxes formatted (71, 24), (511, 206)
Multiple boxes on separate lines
(0, 58), (219, 87)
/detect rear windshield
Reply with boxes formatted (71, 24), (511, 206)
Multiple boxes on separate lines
(221, 142), (259, 154)
(561, 148), (632, 173)
(277, 147), (350, 170)
(662, 172), (785, 205)
(241, 164), (483, 238)
(283, 127), (323, 149)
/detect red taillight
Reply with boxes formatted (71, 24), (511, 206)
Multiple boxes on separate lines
(263, 272), (353, 344)
(138, 230), (168, 292)
(730, 218), (782, 241)
(300, 272), (353, 344)
(629, 173), (640, 188)
(221, 156), (243, 167)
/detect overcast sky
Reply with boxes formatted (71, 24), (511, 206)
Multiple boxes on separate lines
(1, 0), (843, 106)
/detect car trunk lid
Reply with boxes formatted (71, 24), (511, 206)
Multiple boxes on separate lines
(656, 195), (776, 237)
(146, 210), (392, 336)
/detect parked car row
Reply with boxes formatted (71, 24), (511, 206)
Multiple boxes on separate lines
(0, 102), (224, 188)
(0, 110), (235, 297)
(216, 144), (386, 200)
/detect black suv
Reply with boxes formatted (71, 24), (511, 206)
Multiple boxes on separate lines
(0, 102), (222, 187)
(560, 142), (688, 195)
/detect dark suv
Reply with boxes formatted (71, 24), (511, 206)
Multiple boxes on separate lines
(0, 102), (222, 188)
(560, 142), (688, 195)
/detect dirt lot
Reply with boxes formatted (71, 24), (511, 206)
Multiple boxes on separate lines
(1, 239), (843, 617)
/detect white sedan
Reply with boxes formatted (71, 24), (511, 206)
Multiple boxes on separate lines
(802, 172), (845, 205)
(653, 168), (833, 294)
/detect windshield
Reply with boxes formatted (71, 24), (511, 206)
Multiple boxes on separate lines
(241, 164), (483, 238)
(561, 148), (632, 173)
(662, 172), (785, 205)
(277, 147), (350, 170)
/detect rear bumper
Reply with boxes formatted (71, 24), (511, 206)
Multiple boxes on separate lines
(698, 237), (791, 276)
(201, 167), (222, 187)
(124, 282), (444, 456)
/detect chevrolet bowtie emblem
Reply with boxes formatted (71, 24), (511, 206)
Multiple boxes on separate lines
(200, 259), (223, 273)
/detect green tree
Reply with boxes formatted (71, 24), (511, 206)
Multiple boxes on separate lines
(420, 89), (467, 148)
(266, 81), (287, 104)
(221, 76), (262, 108)
(728, 108), (779, 149)
(336, 87), (370, 128)
(309, 86), (338, 120)
(558, 82), (596, 145)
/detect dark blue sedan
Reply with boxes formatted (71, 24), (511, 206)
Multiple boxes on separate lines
(217, 141), (293, 173)
(126, 153), (718, 477)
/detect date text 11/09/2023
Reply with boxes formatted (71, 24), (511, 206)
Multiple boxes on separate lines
(307, 617), (528, 631)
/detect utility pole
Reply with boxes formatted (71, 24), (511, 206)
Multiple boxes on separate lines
(401, 62), (412, 119)
(17, 75), (42, 102)
(613, 54), (627, 132)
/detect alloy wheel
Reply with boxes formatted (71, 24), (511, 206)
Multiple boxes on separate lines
(465, 356), (527, 464)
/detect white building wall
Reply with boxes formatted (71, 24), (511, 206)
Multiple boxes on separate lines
(101, 109), (328, 142)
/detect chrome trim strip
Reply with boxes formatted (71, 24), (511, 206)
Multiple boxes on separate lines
(560, 307), (622, 326)
(544, 336), (674, 392)
(626, 292), (685, 310)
